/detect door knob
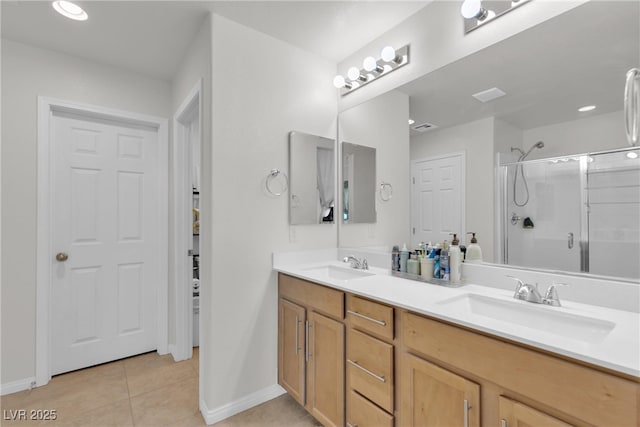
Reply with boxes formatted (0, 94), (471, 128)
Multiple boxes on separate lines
(56, 252), (69, 262)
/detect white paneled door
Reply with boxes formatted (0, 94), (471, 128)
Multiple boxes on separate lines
(50, 111), (159, 375)
(411, 154), (465, 248)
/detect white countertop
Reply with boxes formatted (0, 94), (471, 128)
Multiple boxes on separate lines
(274, 259), (640, 378)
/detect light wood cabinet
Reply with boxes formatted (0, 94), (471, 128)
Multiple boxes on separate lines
(278, 274), (345, 427)
(307, 311), (345, 427)
(278, 298), (306, 405)
(499, 396), (573, 427)
(400, 353), (480, 427)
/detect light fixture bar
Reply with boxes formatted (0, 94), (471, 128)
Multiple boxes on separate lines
(335, 45), (410, 96)
(462, 0), (530, 34)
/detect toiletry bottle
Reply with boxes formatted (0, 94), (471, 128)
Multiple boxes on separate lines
(392, 245), (400, 271)
(433, 248), (441, 279)
(421, 255), (434, 279)
(440, 240), (449, 280)
(400, 243), (409, 272)
(449, 233), (462, 282)
(407, 253), (420, 275)
(466, 232), (483, 263)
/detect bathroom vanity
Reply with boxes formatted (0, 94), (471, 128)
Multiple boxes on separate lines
(275, 259), (640, 427)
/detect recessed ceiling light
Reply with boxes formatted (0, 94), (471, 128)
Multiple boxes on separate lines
(52, 1), (88, 21)
(627, 152), (638, 159)
(408, 119), (415, 125)
(578, 105), (596, 112)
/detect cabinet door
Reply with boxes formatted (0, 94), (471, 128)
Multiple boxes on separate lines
(278, 298), (306, 405)
(499, 396), (573, 427)
(400, 353), (480, 427)
(308, 311), (345, 427)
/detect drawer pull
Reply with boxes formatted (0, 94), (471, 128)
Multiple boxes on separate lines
(347, 309), (386, 326)
(501, 420), (507, 427)
(464, 399), (471, 427)
(295, 316), (300, 355)
(347, 359), (385, 383)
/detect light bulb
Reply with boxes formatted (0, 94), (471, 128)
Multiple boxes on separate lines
(461, 0), (482, 19)
(408, 119), (415, 125)
(363, 56), (378, 72)
(381, 46), (396, 63)
(52, 0), (88, 21)
(347, 67), (362, 81)
(333, 75), (346, 88)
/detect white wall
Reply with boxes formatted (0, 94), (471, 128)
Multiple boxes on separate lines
(168, 14), (212, 349)
(522, 110), (626, 159)
(337, 0), (586, 112)
(338, 90), (411, 248)
(202, 13), (337, 418)
(411, 117), (496, 261)
(0, 39), (172, 386)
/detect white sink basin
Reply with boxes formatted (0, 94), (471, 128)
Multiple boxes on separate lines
(302, 265), (375, 281)
(437, 293), (616, 343)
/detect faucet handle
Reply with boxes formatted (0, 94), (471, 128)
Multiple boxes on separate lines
(543, 283), (569, 307)
(362, 259), (368, 270)
(506, 275), (525, 296)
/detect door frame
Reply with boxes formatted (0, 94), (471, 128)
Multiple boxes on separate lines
(172, 80), (202, 361)
(410, 151), (466, 248)
(36, 96), (169, 386)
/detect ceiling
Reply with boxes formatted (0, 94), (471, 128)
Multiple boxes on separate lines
(400, 1), (640, 132)
(1, 1), (430, 81)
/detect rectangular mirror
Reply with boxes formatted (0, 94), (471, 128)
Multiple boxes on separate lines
(289, 131), (335, 225)
(342, 142), (376, 224)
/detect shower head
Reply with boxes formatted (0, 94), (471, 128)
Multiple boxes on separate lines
(521, 141), (544, 160)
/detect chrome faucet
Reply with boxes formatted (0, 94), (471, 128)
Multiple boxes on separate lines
(343, 255), (368, 270)
(507, 276), (568, 306)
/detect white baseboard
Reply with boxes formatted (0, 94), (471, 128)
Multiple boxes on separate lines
(1, 377), (36, 396)
(168, 344), (177, 361)
(200, 384), (286, 425)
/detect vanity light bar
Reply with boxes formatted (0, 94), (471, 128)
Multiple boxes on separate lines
(334, 45), (410, 96)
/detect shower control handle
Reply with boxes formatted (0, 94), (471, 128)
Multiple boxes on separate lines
(567, 232), (574, 249)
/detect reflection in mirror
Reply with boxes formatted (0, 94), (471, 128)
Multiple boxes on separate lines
(288, 131), (335, 225)
(499, 147), (640, 281)
(337, 1), (640, 281)
(342, 142), (376, 224)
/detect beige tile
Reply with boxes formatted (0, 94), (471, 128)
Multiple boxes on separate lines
(163, 411), (207, 427)
(130, 377), (198, 426)
(126, 359), (196, 397)
(1, 362), (129, 424)
(212, 395), (319, 427)
(122, 352), (176, 374)
(51, 398), (134, 427)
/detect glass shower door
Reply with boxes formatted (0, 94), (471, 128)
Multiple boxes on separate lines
(586, 148), (640, 278)
(501, 157), (583, 273)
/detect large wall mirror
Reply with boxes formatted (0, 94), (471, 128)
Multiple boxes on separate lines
(342, 142), (376, 224)
(337, 1), (640, 281)
(289, 131), (335, 225)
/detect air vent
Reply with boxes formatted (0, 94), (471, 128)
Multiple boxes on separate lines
(472, 87), (506, 103)
(412, 122), (438, 132)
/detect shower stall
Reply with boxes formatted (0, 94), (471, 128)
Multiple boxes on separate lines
(497, 146), (640, 280)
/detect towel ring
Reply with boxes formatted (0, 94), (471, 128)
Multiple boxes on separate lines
(379, 182), (393, 202)
(266, 169), (288, 196)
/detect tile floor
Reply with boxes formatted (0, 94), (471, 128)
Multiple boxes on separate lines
(1, 348), (319, 426)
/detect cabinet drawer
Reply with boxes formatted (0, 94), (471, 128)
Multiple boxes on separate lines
(347, 294), (393, 341)
(279, 273), (344, 320)
(347, 390), (394, 427)
(347, 329), (394, 413)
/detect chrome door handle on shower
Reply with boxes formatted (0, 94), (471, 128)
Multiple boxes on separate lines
(568, 232), (574, 249)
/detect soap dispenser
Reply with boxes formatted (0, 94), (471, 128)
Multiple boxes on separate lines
(449, 233), (462, 282)
(465, 232), (483, 263)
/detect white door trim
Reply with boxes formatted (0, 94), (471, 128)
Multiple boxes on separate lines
(411, 151), (466, 247)
(36, 96), (169, 386)
(172, 80), (202, 362)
